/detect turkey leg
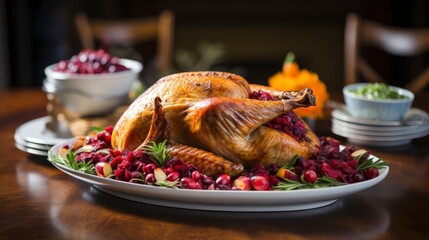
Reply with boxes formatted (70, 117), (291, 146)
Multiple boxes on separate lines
(184, 88), (319, 167)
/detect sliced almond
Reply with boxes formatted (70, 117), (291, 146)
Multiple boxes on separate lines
(351, 149), (368, 158)
(154, 168), (167, 182)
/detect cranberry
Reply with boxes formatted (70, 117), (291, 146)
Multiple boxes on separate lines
(180, 177), (197, 189)
(216, 174), (231, 186)
(250, 176), (270, 190)
(109, 156), (123, 169)
(166, 171), (180, 182)
(114, 169), (124, 179)
(53, 49), (129, 74)
(303, 170), (318, 183)
(142, 163), (157, 175)
(321, 163), (341, 180)
(365, 168), (379, 179)
(201, 175), (215, 189)
(233, 176), (252, 190)
(191, 171), (201, 181)
(352, 173), (365, 183)
(104, 125), (114, 133)
(195, 181), (204, 189)
(113, 150), (122, 157)
(164, 167), (174, 175)
(131, 171), (142, 179)
(145, 173), (156, 184)
(123, 170), (132, 181)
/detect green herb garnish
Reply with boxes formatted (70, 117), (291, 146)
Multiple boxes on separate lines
(155, 180), (179, 188)
(142, 140), (171, 167)
(282, 154), (299, 171)
(274, 176), (341, 191)
(357, 157), (388, 170)
(49, 149), (95, 174)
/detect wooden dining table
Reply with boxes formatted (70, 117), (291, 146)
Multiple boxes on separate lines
(1, 88), (429, 240)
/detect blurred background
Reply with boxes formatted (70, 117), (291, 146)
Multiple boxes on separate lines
(1, 0), (428, 92)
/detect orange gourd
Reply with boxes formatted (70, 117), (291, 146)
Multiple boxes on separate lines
(282, 52), (300, 77)
(268, 52), (329, 120)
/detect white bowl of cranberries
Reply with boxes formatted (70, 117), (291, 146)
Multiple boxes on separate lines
(43, 49), (142, 117)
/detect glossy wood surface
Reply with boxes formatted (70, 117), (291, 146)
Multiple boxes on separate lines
(1, 88), (429, 240)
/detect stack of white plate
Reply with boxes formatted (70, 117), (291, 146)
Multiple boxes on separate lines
(331, 107), (429, 147)
(14, 116), (72, 156)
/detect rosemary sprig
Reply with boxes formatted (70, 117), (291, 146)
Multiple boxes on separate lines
(274, 176), (341, 191)
(357, 157), (388, 170)
(353, 151), (388, 170)
(142, 140), (171, 167)
(49, 149), (95, 174)
(282, 154), (299, 171)
(155, 180), (179, 188)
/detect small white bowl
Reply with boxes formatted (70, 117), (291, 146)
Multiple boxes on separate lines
(343, 83), (414, 121)
(44, 58), (142, 117)
(45, 59), (142, 96)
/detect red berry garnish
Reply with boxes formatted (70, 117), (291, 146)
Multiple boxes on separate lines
(180, 177), (197, 189)
(250, 176), (270, 190)
(191, 171), (201, 181)
(215, 174), (231, 186)
(303, 170), (318, 184)
(166, 171), (180, 182)
(233, 176), (252, 190)
(364, 167), (379, 179)
(53, 49), (129, 74)
(145, 173), (156, 185)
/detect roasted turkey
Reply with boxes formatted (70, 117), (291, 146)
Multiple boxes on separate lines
(112, 71), (320, 176)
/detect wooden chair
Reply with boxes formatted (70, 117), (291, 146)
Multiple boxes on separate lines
(75, 10), (174, 73)
(344, 13), (429, 94)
